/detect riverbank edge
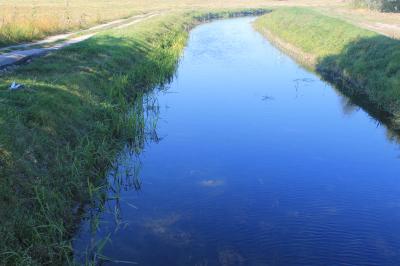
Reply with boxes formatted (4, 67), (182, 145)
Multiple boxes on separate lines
(0, 8), (269, 265)
(253, 8), (400, 130)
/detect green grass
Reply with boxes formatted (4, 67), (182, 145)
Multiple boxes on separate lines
(254, 8), (377, 58)
(254, 7), (400, 127)
(0, 8), (268, 265)
(0, 12), (192, 265)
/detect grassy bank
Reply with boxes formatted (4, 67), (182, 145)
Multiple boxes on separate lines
(254, 7), (400, 128)
(0, 11), (193, 265)
(0, 9), (268, 265)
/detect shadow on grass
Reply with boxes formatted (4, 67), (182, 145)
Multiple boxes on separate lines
(316, 34), (400, 135)
(0, 18), (186, 264)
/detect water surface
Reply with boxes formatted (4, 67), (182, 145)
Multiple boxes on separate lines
(74, 17), (400, 265)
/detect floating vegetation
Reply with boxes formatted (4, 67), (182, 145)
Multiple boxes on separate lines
(218, 248), (245, 266)
(143, 214), (182, 235)
(199, 179), (225, 187)
(293, 78), (315, 83)
(262, 95), (274, 101)
(141, 214), (192, 246)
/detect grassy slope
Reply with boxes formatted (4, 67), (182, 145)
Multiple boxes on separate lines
(0, 12), (193, 265)
(0, 8), (268, 265)
(254, 7), (400, 126)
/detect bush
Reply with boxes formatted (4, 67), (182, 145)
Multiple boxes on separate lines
(353, 0), (400, 12)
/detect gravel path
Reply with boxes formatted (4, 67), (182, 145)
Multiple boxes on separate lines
(0, 12), (158, 69)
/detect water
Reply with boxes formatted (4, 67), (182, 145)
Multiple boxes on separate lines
(74, 17), (400, 265)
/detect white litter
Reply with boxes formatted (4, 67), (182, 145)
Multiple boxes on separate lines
(9, 81), (24, 91)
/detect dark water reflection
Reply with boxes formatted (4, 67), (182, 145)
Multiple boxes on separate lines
(74, 17), (400, 265)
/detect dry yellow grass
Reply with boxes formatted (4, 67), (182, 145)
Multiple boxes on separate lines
(0, 0), (146, 46)
(0, 0), (342, 46)
(317, 5), (400, 38)
(0, 0), (399, 46)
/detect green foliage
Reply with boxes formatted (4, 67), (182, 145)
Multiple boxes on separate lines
(352, 0), (400, 12)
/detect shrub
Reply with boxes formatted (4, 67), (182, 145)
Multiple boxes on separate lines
(353, 0), (400, 12)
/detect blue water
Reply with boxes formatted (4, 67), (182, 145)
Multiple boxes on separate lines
(74, 17), (400, 265)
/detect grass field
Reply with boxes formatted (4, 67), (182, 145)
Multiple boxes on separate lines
(4, 0), (400, 47)
(0, 0), (146, 47)
(254, 7), (400, 127)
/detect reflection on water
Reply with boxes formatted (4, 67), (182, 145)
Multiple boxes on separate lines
(74, 17), (400, 265)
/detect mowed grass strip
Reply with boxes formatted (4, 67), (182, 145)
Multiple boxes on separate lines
(254, 7), (400, 126)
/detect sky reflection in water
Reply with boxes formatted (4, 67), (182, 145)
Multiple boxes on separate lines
(74, 17), (400, 265)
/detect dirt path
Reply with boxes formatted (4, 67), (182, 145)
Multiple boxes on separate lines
(315, 6), (400, 39)
(0, 12), (159, 69)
